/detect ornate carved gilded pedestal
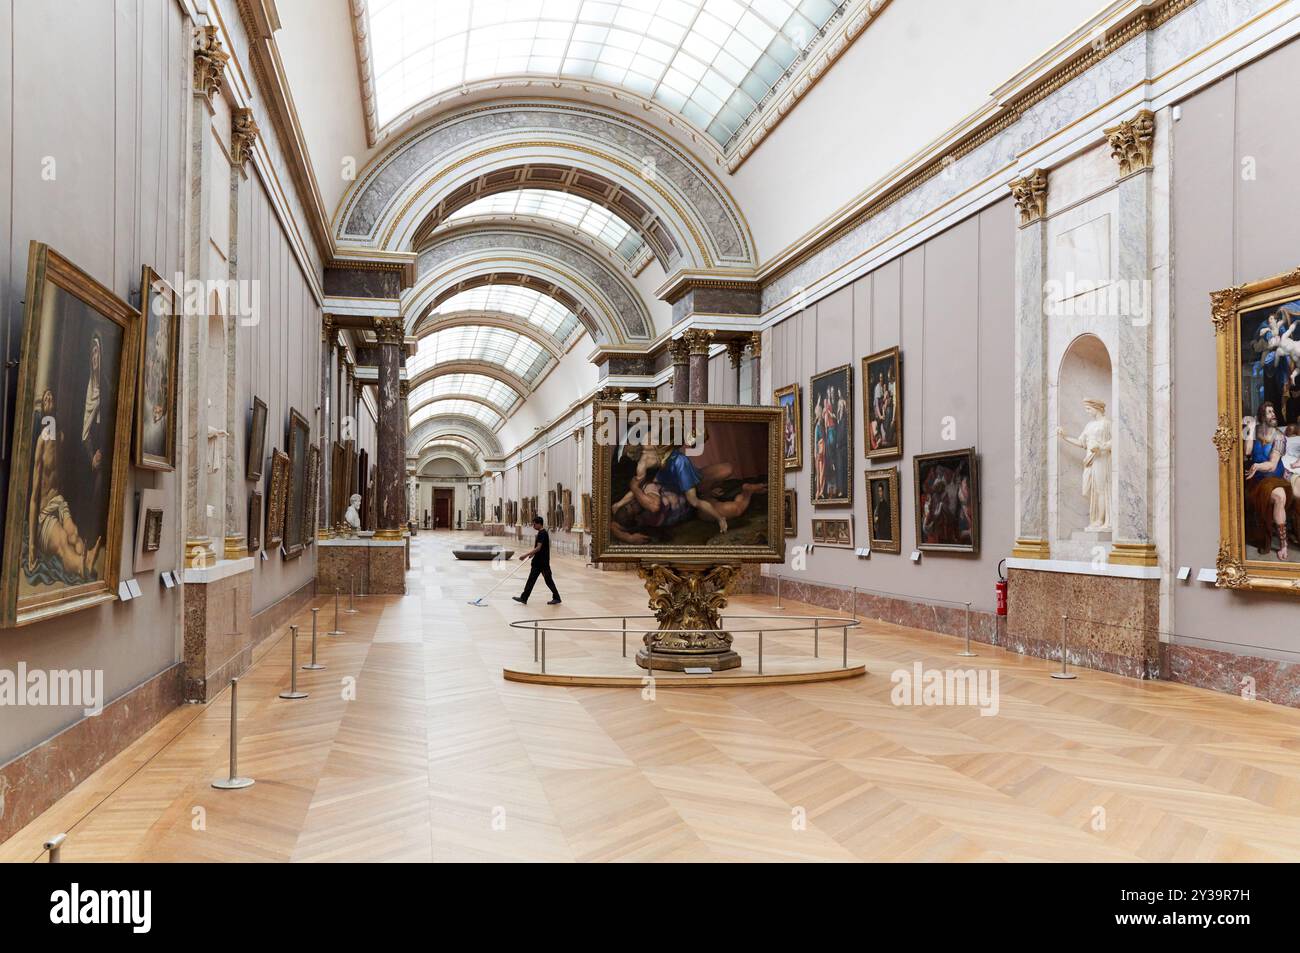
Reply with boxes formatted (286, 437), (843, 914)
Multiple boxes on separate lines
(634, 563), (741, 671)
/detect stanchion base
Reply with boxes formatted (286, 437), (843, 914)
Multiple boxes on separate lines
(326, 630), (345, 637)
(345, 607), (359, 614)
(1050, 672), (1077, 680)
(302, 663), (326, 671)
(278, 690), (309, 699)
(956, 650), (978, 658)
(212, 777), (255, 790)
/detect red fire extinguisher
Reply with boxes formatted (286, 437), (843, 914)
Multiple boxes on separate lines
(995, 559), (1008, 616)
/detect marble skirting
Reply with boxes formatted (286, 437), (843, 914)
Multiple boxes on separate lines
(1162, 642), (1300, 708)
(318, 541), (407, 596)
(371, 546), (406, 595)
(0, 662), (184, 845)
(183, 567), (254, 702)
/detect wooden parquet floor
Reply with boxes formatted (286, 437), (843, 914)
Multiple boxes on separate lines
(5, 532), (1300, 862)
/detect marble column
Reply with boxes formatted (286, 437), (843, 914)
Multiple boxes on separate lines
(670, 336), (690, 402)
(749, 331), (762, 404)
(1105, 110), (1157, 567)
(319, 318), (334, 537)
(727, 338), (745, 400)
(685, 329), (713, 403)
(223, 109), (257, 561)
(374, 317), (405, 540)
(1010, 169), (1051, 559)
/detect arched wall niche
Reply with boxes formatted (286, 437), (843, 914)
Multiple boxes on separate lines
(1055, 333), (1114, 546)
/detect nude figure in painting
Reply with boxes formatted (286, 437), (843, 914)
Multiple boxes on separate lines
(28, 388), (102, 578)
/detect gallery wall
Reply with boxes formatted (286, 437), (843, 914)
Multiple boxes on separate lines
(765, 198), (1017, 613)
(1170, 35), (1300, 664)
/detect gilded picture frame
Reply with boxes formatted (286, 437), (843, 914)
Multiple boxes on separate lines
(773, 382), (802, 470)
(304, 444), (321, 545)
(811, 516), (854, 548)
(809, 364), (853, 506)
(246, 396), (267, 481)
(865, 466), (902, 554)
(783, 488), (797, 537)
(266, 449), (290, 548)
(1, 243), (141, 627)
(282, 408), (310, 559)
(913, 447), (979, 553)
(135, 266), (180, 471)
(590, 400), (785, 563)
(862, 345), (902, 460)
(1212, 266), (1300, 592)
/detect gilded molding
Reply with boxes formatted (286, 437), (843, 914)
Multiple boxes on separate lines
(1215, 541), (1250, 589)
(1011, 537), (1052, 560)
(231, 107), (260, 169)
(1108, 541), (1158, 568)
(1009, 169), (1048, 227)
(1105, 109), (1155, 177)
(193, 25), (230, 100)
(1210, 286), (1245, 335)
(1211, 414), (1234, 465)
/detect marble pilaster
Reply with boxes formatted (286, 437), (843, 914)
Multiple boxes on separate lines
(670, 336), (690, 402)
(685, 329), (713, 403)
(1011, 170), (1050, 558)
(749, 331), (762, 404)
(374, 318), (405, 545)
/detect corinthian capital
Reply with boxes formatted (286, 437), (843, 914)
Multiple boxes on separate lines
(1104, 109), (1155, 177)
(373, 316), (404, 345)
(684, 328), (715, 357)
(1008, 169), (1048, 227)
(668, 336), (691, 364)
(193, 26), (229, 100)
(231, 108), (260, 169)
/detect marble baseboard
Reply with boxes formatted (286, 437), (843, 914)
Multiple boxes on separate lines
(0, 662), (183, 845)
(369, 545), (406, 595)
(251, 578), (317, 647)
(183, 570), (254, 703)
(1161, 642), (1300, 708)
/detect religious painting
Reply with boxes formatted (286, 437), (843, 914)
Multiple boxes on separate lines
(866, 466), (901, 554)
(133, 488), (165, 574)
(862, 346), (902, 459)
(304, 445), (321, 545)
(773, 383), (802, 470)
(266, 449), (289, 548)
(247, 489), (263, 555)
(283, 409), (310, 559)
(246, 396), (267, 481)
(913, 448), (979, 553)
(135, 267), (179, 471)
(809, 365), (852, 506)
(783, 488), (797, 537)
(1, 243), (141, 627)
(591, 400), (784, 563)
(811, 516), (853, 548)
(1213, 268), (1300, 590)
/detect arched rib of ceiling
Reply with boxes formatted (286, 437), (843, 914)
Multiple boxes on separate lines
(408, 391), (513, 426)
(427, 211), (652, 277)
(409, 327), (552, 394)
(409, 397), (504, 432)
(407, 360), (533, 401)
(334, 102), (754, 270)
(412, 311), (566, 361)
(407, 372), (522, 417)
(410, 169), (682, 269)
(417, 435), (485, 460)
(407, 414), (504, 458)
(416, 449), (477, 477)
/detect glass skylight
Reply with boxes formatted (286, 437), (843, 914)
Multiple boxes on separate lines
(408, 373), (521, 415)
(409, 398), (505, 431)
(419, 437), (485, 459)
(444, 189), (648, 263)
(407, 326), (552, 382)
(364, 0), (843, 147)
(431, 285), (580, 341)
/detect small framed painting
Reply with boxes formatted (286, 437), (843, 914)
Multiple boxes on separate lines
(913, 447), (979, 553)
(135, 267), (180, 471)
(266, 449), (290, 547)
(283, 408), (310, 559)
(133, 488), (166, 574)
(865, 466), (901, 554)
(304, 444), (321, 545)
(773, 383), (802, 470)
(809, 365), (853, 506)
(246, 396), (267, 481)
(811, 516), (854, 548)
(783, 489), (797, 537)
(862, 346), (902, 459)
(248, 489), (263, 555)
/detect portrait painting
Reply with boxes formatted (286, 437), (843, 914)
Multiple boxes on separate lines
(135, 267), (179, 471)
(1, 243), (141, 627)
(1213, 268), (1300, 590)
(913, 448), (979, 553)
(783, 488), (797, 537)
(862, 346), (902, 459)
(283, 408), (310, 559)
(246, 396), (267, 481)
(866, 466), (901, 554)
(773, 383), (802, 470)
(810, 364), (852, 506)
(247, 489), (263, 555)
(266, 449), (289, 547)
(591, 401), (784, 563)
(811, 517), (853, 548)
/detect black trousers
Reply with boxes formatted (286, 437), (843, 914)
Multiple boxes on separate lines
(520, 560), (560, 602)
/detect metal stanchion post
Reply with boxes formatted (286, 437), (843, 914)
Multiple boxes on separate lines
(327, 587), (344, 636)
(1052, 614), (1077, 680)
(212, 677), (255, 789)
(622, 617), (627, 658)
(842, 623), (848, 668)
(958, 601), (977, 657)
(814, 618), (820, 658)
(303, 608), (325, 671)
(773, 573), (785, 611)
(43, 834), (66, 863)
(758, 630), (764, 675)
(541, 627), (546, 675)
(279, 625), (309, 698)
(533, 621), (539, 663)
(346, 575), (358, 613)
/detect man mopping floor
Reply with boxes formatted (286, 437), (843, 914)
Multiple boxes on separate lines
(513, 515), (562, 606)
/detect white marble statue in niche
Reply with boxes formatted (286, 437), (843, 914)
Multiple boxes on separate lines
(1057, 399), (1112, 532)
(344, 493), (362, 533)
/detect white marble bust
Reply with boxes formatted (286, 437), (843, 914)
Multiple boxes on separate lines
(344, 493), (362, 532)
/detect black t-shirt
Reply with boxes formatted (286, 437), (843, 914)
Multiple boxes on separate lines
(534, 528), (550, 564)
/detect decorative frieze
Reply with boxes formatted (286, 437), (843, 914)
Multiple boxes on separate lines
(193, 25), (229, 100)
(1009, 169), (1048, 227)
(1104, 109), (1156, 177)
(231, 107), (260, 169)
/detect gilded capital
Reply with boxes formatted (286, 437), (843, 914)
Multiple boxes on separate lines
(1104, 109), (1155, 177)
(398, 378), (410, 400)
(684, 328), (715, 357)
(1009, 169), (1048, 227)
(748, 330), (762, 358)
(193, 26), (229, 100)
(726, 338), (745, 369)
(321, 315), (336, 344)
(231, 107), (260, 169)
(668, 336), (691, 364)
(373, 316), (404, 345)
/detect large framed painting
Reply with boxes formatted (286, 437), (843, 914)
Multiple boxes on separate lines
(282, 408), (310, 559)
(782, 489), (797, 537)
(862, 345), (902, 459)
(135, 266), (179, 471)
(913, 448), (979, 553)
(1213, 267), (1300, 590)
(809, 364), (852, 506)
(246, 396), (267, 481)
(1, 243), (141, 626)
(304, 445), (321, 545)
(591, 400), (784, 563)
(773, 383), (802, 470)
(266, 449), (290, 548)
(811, 516), (853, 548)
(866, 466), (901, 554)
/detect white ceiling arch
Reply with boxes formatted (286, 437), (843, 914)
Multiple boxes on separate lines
(408, 393), (510, 429)
(408, 415), (503, 457)
(416, 447), (478, 476)
(406, 359), (534, 401)
(412, 310), (568, 360)
(407, 371), (523, 416)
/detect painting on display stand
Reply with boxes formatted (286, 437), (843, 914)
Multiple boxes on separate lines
(773, 383), (802, 470)
(913, 448), (979, 553)
(862, 346), (902, 459)
(1213, 267), (1300, 589)
(0, 243), (141, 627)
(282, 409), (310, 559)
(266, 449), (290, 548)
(809, 364), (852, 506)
(246, 396), (268, 481)
(783, 488), (797, 537)
(135, 267), (180, 471)
(865, 466), (901, 554)
(811, 516), (853, 548)
(591, 400), (784, 563)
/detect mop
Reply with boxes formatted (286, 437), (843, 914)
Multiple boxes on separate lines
(467, 557), (529, 606)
